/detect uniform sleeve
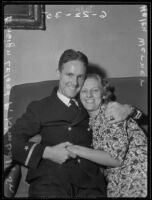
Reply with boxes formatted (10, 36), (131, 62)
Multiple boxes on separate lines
(130, 106), (142, 120)
(11, 101), (46, 169)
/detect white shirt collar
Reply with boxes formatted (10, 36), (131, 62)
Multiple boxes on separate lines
(57, 90), (79, 107)
(57, 90), (71, 107)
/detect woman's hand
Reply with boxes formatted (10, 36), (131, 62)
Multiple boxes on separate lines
(66, 145), (79, 156)
(43, 142), (77, 164)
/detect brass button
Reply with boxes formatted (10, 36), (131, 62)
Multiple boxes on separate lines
(77, 158), (81, 163)
(68, 127), (72, 131)
(87, 127), (91, 131)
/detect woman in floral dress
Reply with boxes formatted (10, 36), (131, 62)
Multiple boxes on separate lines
(67, 73), (147, 197)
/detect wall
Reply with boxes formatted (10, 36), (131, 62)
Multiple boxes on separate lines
(4, 4), (147, 132)
(4, 4), (147, 88)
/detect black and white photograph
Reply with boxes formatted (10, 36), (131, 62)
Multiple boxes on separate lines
(3, 2), (150, 198)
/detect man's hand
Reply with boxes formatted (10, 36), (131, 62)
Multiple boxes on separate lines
(4, 155), (13, 171)
(43, 142), (76, 164)
(105, 102), (132, 124)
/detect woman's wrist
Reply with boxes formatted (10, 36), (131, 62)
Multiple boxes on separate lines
(66, 145), (80, 156)
(73, 145), (81, 155)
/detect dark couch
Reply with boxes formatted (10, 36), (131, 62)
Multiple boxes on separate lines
(6, 77), (148, 197)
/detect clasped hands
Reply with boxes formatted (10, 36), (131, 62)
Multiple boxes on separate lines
(43, 142), (79, 164)
(43, 102), (132, 164)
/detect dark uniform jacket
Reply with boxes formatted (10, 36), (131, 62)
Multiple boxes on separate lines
(11, 87), (106, 193)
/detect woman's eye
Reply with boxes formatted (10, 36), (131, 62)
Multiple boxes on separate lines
(92, 89), (99, 93)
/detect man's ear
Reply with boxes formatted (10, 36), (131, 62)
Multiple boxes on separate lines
(56, 69), (60, 78)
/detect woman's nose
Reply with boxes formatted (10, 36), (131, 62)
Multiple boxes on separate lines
(86, 91), (93, 97)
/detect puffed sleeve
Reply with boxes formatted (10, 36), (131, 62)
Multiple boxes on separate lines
(105, 119), (147, 166)
(11, 101), (46, 169)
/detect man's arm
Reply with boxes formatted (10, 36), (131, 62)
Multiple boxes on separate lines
(11, 101), (46, 169)
(105, 102), (142, 124)
(10, 101), (76, 169)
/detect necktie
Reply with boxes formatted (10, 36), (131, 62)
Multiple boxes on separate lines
(69, 99), (78, 112)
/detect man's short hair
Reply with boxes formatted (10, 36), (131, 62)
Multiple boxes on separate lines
(58, 49), (88, 71)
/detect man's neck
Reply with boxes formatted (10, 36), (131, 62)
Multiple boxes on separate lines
(57, 90), (70, 107)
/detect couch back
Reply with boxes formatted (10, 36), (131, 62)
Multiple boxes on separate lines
(7, 77), (147, 197)
(8, 77), (147, 126)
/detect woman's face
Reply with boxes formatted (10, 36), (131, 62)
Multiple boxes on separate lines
(80, 77), (103, 113)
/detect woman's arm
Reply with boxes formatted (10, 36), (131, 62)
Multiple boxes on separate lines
(67, 145), (122, 167)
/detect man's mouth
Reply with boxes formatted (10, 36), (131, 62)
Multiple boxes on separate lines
(68, 85), (77, 91)
(69, 86), (76, 90)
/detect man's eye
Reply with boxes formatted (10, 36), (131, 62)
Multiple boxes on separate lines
(79, 75), (85, 80)
(67, 73), (73, 77)
(81, 90), (87, 94)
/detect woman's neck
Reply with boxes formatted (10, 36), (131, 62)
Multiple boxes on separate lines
(88, 107), (101, 118)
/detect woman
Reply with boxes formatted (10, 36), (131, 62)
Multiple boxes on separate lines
(67, 73), (147, 197)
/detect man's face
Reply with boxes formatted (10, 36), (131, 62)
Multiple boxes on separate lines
(58, 60), (86, 98)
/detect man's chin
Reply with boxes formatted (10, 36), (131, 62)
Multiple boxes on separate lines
(67, 91), (79, 98)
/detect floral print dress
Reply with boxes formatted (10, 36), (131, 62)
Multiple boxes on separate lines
(89, 104), (147, 197)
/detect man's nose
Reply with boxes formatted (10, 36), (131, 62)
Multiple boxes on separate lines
(72, 77), (78, 86)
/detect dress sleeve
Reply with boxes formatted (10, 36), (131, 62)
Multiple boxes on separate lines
(123, 118), (147, 165)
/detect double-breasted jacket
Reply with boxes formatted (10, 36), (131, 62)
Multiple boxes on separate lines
(11, 87), (106, 192)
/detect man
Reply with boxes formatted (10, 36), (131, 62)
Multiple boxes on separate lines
(8, 49), (141, 198)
